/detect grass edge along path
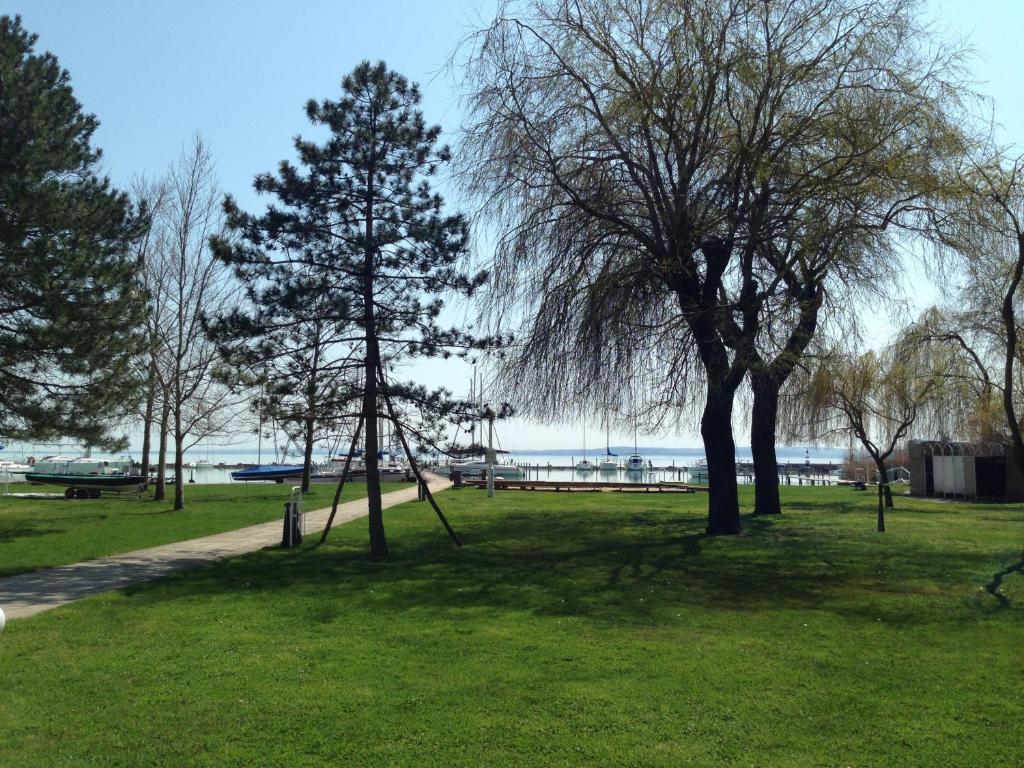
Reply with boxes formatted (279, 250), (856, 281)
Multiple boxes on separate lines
(0, 481), (379, 579)
(0, 474), (451, 620)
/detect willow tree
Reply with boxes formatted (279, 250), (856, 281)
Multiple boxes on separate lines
(213, 62), (490, 559)
(460, 0), (968, 533)
(905, 307), (1005, 445)
(921, 154), (1024, 478)
(782, 340), (947, 531)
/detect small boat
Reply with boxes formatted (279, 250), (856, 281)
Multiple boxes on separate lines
(433, 461), (523, 480)
(24, 472), (147, 499)
(576, 430), (595, 472)
(230, 465), (304, 483)
(624, 425), (645, 472)
(598, 420), (618, 470)
(688, 459), (709, 482)
(624, 454), (646, 472)
(30, 455), (133, 475)
(308, 465), (411, 483)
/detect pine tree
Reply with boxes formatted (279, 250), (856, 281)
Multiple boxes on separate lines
(213, 61), (491, 558)
(207, 271), (360, 494)
(0, 15), (147, 447)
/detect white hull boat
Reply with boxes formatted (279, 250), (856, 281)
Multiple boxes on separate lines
(624, 454), (647, 472)
(434, 462), (524, 479)
(30, 456), (133, 475)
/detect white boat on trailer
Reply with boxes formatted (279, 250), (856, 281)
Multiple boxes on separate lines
(24, 471), (147, 499)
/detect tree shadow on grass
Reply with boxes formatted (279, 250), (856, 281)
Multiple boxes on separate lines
(984, 550), (1024, 607)
(0, 525), (63, 544)
(115, 500), (1024, 628)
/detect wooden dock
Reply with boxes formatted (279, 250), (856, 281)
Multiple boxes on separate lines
(462, 479), (709, 493)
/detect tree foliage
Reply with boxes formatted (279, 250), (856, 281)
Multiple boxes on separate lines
(781, 338), (947, 530)
(0, 15), (147, 448)
(920, 151), (1024, 476)
(213, 61), (495, 557)
(459, 0), (968, 532)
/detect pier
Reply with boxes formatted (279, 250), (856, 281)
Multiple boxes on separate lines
(462, 478), (708, 493)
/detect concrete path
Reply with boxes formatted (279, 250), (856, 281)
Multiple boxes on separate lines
(0, 475), (451, 621)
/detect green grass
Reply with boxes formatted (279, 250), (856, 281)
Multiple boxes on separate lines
(0, 481), (384, 577)
(1, 486), (1022, 766)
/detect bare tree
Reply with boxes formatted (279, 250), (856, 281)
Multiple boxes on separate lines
(131, 177), (170, 487)
(150, 136), (244, 509)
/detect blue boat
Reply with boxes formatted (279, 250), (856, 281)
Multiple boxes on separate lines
(230, 465), (305, 483)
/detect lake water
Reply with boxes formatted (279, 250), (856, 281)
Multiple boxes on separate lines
(0, 445), (848, 486)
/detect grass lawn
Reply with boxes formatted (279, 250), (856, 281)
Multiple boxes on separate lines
(1, 485), (1022, 766)
(0, 481), (386, 578)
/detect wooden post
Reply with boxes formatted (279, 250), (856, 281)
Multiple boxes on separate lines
(377, 363), (461, 546)
(319, 416), (365, 545)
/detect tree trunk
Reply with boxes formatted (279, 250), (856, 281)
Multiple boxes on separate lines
(173, 404), (185, 511)
(750, 372), (782, 516)
(363, 361), (386, 558)
(702, 387), (742, 535)
(875, 459), (886, 532)
(362, 157), (387, 560)
(140, 361), (157, 482)
(155, 400), (170, 501)
(301, 415), (315, 494)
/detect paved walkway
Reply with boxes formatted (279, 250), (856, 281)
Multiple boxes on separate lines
(0, 475), (451, 621)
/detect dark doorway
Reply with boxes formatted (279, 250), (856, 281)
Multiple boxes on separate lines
(975, 456), (1007, 500)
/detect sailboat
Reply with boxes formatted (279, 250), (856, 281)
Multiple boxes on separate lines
(575, 430), (594, 472)
(433, 371), (524, 480)
(598, 421), (618, 471)
(624, 425), (645, 472)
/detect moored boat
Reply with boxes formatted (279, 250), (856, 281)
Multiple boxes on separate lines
(433, 461), (523, 479)
(229, 465), (304, 483)
(688, 459), (709, 482)
(624, 454), (646, 472)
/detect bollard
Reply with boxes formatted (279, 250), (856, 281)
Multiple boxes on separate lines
(281, 502), (302, 548)
(417, 478), (427, 501)
(452, 470), (463, 489)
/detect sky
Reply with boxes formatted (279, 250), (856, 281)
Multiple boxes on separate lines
(5, 0), (1024, 451)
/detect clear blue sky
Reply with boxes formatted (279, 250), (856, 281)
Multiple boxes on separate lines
(5, 0), (1023, 450)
